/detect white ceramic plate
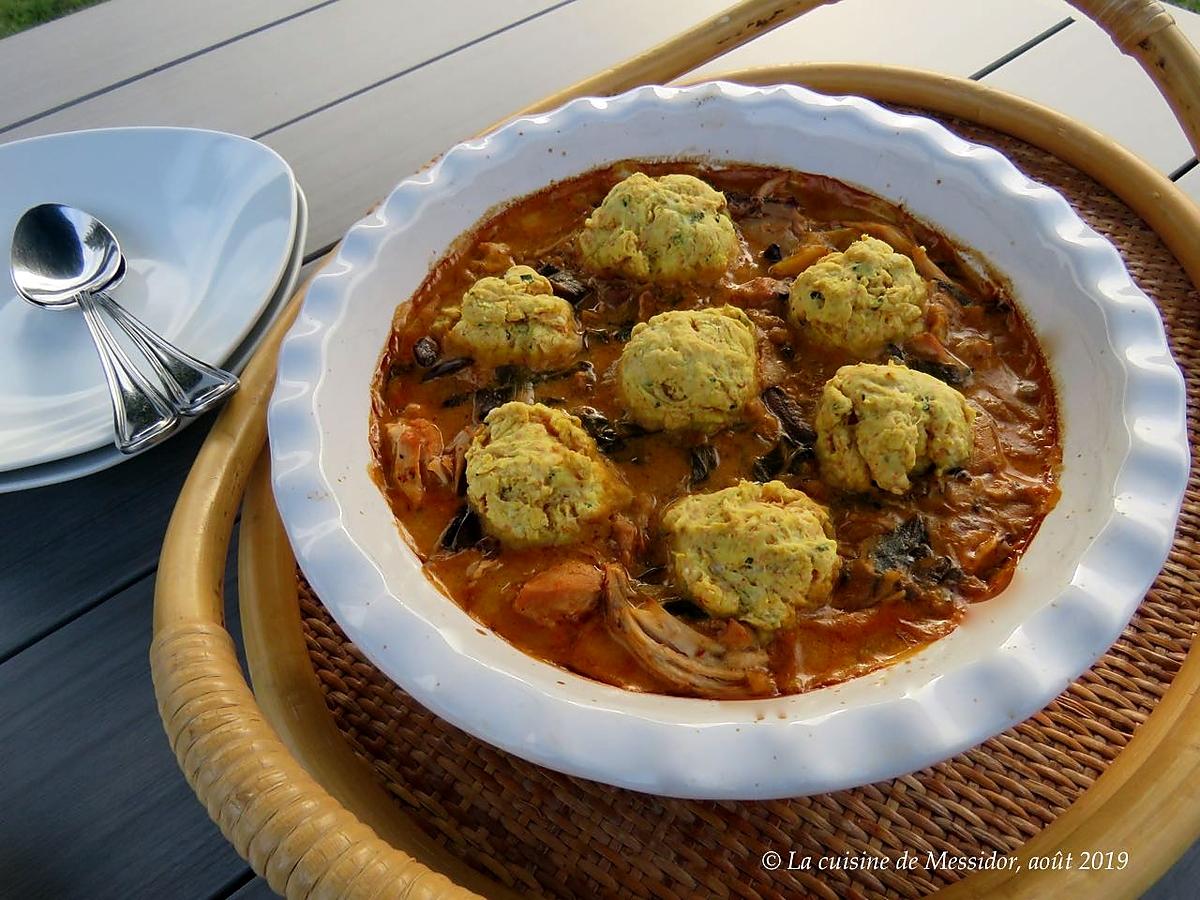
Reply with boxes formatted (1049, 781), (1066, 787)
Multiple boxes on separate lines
(0, 185), (308, 494)
(0, 126), (297, 472)
(270, 83), (1189, 799)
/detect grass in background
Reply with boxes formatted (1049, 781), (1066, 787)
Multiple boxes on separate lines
(0, 0), (105, 38)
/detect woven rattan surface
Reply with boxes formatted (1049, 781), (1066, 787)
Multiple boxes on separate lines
(292, 109), (1199, 900)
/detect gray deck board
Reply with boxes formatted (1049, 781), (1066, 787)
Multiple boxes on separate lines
(227, 876), (279, 899)
(1, 0), (562, 144)
(0, 536), (249, 899)
(266, 0), (1073, 253)
(0, 0), (322, 135)
(0, 417), (213, 661)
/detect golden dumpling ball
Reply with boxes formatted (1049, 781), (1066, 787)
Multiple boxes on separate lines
(788, 236), (928, 356)
(616, 305), (758, 434)
(443, 265), (581, 369)
(815, 362), (974, 495)
(465, 402), (629, 548)
(578, 172), (740, 283)
(662, 480), (839, 631)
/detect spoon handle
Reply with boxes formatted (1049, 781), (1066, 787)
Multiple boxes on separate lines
(77, 291), (179, 455)
(90, 290), (239, 416)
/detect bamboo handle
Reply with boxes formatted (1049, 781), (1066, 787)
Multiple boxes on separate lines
(1067, 0), (1200, 156)
(149, 269), (467, 898)
(1073, 0), (1176, 47)
(151, 623), (472, 899)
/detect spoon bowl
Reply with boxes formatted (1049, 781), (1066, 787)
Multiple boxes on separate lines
(11, 204), (123, 308)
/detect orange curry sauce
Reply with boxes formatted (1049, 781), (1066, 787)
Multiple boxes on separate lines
(369, 161), (1061, 699)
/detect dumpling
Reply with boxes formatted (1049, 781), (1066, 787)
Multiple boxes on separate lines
(788, 236), (927, 355)
(465, 402), (629, 548)
(662, 480), (839, 630)
(616, 306), (758, 434)
(815, 361), (974, 494)
(443, 265), (580, 369)
(579, 173), (740, 282)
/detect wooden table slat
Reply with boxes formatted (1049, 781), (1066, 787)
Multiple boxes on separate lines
(0, 538), (248, 900)
(0, 0), (569, 145)
(0, 419), (216, 661)
(0, 0), (322, 134)
(687, 0), (1073, 80)
(228, 875), (278, 899)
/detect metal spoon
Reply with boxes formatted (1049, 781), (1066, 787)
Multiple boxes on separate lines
(11, 203), (179, 454)
(20, 205), (241, 417)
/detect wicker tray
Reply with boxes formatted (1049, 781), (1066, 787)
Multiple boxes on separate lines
(151, 2), (1200, 898)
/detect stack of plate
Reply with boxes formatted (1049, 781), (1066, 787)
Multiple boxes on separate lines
(0, 127), (307, 492)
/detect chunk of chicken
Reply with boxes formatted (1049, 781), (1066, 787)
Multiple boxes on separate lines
(602, 564), (775, 698)
(727, 276), (790, 309)
(384, 419), (477, 509)
(610, 514), (643, 568)
(514, 561), (603, 625)
(476, 241), (515, 274)
(426, 426), (473, 492)
(905, 332), (972, 383)
(384, 418), (444, 508)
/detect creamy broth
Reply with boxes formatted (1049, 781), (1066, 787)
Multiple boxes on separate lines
(369, 161), (1061, 698)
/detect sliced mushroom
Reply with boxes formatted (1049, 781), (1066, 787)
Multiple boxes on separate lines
(536, 263), (591, 304)
(439, 503), (483, 552)
(412, 336), (440, 368)
(602, 565), (775, 698)
(421, 356), (473, 382)
(760, 386), (816, 449)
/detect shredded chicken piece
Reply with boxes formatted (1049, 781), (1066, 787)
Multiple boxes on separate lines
(959, 531), (1010, 577)
(476, 241), (514, 274)
(514, 561), (603, 625)
(426, 426), (473, 491)
(602, 564), (775, 698)
(636, 289), (658, 322)
(718, 619), (754, 651)
(465, 555), (500, 585)
(847, 221), (951, 283)
(906, 332), (971, 375)
(384, 419), (478, 508)
(979, 468), (1058, 504)
(726, 276), (789, 309)
(384, 418), (445, 508)
(611, 515), (642, 567)
(754, 173), (789, 198)
(971, 416), (1007, 474)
